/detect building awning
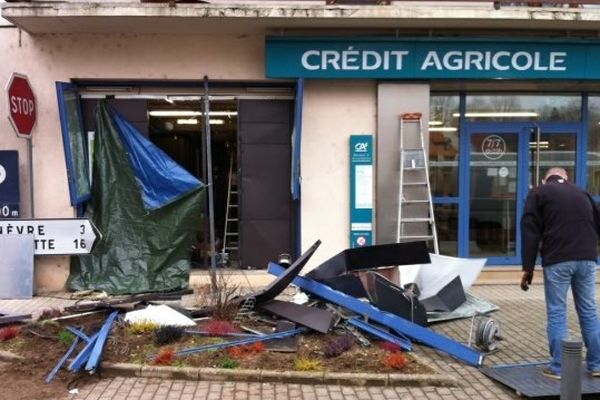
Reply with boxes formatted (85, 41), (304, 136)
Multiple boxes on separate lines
(3, 2), (600, 34)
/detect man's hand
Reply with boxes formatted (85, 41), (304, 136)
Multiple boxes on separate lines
(521, 271), (533, 291)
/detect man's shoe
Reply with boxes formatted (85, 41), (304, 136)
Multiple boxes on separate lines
(590, 370), (600, 378)
(542, 367), (561, 380)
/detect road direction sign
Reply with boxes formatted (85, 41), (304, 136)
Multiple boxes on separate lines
(0, 218), (101, 255)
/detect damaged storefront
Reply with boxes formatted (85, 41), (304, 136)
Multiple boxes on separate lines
(3, 2), (600, 294)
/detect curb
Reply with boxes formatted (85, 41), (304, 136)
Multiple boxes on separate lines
(99, 361), (457, 387)
(0, 350), (457, 387)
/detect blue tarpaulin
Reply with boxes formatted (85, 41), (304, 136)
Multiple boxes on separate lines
(113, 111), (203, 211)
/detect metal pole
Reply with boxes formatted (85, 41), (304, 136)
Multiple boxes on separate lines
(535, 126), (541, 187)
(560, 340), (582, 400)
(27, 137), (34, 218)
(203, 77), (218, 292)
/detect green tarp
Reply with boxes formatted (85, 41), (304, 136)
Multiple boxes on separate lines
(68, 101), (204, 295)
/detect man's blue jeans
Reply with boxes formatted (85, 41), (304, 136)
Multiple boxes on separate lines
(543, 260), (600, 374)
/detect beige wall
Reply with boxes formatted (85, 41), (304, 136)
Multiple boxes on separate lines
(300, 80), (377, 271)
(376, 83), (430, 245)
(0, 29), (265, 292)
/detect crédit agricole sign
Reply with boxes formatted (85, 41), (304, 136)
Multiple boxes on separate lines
(265, 37), (600, 79)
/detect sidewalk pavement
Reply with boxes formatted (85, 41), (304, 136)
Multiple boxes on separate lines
(0, 283), (591, 399)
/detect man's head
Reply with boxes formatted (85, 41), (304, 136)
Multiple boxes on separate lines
(542, 167), (568, 184)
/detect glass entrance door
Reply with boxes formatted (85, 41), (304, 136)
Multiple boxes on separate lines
(468, 131), (519, 261)
(464, 125), (577, 264)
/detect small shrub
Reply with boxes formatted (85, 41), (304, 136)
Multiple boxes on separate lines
(205, 320), (236, 336)
(153, 326), (184, 346)
(379, 341), (402, 353)
(193, 274), (242, 320)
(382, 351), (409, 370)
(0, 326), (21, 342)
(226, 346), (245, 359)
(127, 320), (159, 335)
(219, 357), (239, 369)
(226, 341), (266, 359)
(322, 334), (354, 358)
(250, 341), (265, 353)
(153, 347), (176, 366)
(294, 357), (322, 372)
(39, 308), (62, 320)
(58, 329), (76, 346)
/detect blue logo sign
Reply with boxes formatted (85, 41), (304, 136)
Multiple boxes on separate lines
(350, 135), (373, 248)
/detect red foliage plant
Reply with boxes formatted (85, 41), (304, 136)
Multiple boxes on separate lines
(205, 320), (236, 336)
(227, 341), (266, 359)
(382, 351), (409, 370)
(0, 325), (21, 342)
(379, 341), (402, 353)
(153, 347), (176, 366)
(250, 341), (265, 353)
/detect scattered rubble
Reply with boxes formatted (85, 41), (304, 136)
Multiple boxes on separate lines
(0, 239), (502, 392)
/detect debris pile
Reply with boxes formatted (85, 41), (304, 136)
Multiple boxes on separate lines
(1, 239), (502, 386)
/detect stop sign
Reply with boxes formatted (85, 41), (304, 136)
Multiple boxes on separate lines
(6, 73), (36, 138)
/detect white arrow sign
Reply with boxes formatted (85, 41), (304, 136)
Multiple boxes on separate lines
(0, 218), (101, 255)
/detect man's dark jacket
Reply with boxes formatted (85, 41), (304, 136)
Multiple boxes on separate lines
(521, 175), (600, 273)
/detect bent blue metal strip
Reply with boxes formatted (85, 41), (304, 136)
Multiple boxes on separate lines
(85, 310), (119, 373)
(68, 331), (100, 372)
(66, 326), (91, 343)
(268, 262), (484, 367)
(171, 328), (306, 358)
(347, 317), (412, 352)
(46, 336), (81, 383)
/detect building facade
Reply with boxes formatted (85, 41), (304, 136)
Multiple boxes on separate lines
(2, 1), (600, 291)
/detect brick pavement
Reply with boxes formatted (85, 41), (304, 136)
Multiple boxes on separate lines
(1, 283), (595, 399)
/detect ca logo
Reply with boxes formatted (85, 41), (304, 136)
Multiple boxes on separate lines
(354, 142), (368, 152)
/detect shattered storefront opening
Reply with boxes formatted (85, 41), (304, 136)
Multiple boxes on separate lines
(57, 81), (299, 294)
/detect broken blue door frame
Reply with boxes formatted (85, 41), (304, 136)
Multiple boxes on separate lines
(268, 262), (485, 367)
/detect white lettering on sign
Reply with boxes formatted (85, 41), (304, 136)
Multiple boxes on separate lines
(0, 164), (5, 185)
(354, 142), (369, 152)
(301, 48), (568, 73)
(0, 218), (100, 255)
(10, 96), (35, 116)
(420, 50), (567, 72)
(301, 48), (409, 71)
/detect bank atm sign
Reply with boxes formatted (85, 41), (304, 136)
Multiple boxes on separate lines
(266, 38), (600, 79)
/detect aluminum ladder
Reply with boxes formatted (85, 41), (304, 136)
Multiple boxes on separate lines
(222, 152), (239, 255)
(396, 112), (439, 254)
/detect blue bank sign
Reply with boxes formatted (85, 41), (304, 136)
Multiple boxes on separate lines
(266, 37), (600, 79)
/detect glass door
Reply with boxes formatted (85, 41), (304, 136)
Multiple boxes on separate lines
(463, 124), (578, 264)
(467, 129), (520, 263)
(528, 127), (576, 189)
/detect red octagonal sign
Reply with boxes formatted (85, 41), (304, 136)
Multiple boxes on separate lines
(6, 73), (36, 138)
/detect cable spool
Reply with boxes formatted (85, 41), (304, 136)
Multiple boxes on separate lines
(475, 317), (502, 352)
(469, 314), (502, 353)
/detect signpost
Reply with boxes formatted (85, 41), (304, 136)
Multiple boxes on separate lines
(0, 218), (101, 255)
(5, 72), (36, 217)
